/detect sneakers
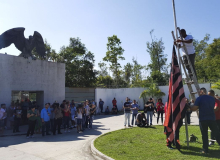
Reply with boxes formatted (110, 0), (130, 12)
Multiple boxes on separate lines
(128, 125), (132, 127)
(209, 142), (214, 146)
(30, 135), (34, 138)
(26, 136), (30, 138)
(64, 130), (67, 133)
(200, 149), (209, 154)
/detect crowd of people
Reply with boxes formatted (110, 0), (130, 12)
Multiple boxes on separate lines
(0, 99), (97, 137)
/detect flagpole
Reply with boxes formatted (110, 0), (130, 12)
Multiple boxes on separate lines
(171, 0), (189, 148)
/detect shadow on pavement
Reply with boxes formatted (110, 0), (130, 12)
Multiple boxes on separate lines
(0, 123), (106, 148)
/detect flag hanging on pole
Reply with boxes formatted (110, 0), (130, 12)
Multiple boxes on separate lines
(164, 45), (187, 150)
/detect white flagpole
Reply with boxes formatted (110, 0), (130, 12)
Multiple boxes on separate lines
(171, 0), (189, 148)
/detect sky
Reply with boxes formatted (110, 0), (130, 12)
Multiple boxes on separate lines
(1, 0), (220, 77)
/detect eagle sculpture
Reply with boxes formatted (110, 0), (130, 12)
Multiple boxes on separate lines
(0, 27), (45, 59)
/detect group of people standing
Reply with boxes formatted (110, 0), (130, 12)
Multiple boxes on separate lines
(122, 97), (164, 127)
(26, 99), (96, 138)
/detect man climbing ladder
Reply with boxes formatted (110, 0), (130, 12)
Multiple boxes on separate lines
(175, 29), (197, 80)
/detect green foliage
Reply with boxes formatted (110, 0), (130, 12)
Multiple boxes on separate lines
(59, 38), (97, 87)
(147, 30), (167, 73)
(211, 80), (220, 90)
(123, 62), (133, 83)
(139, 83), (165, 103)
(97, 62), (108, 77)
(146, 30), (168, 84)
(96, 75), (114, 88)
(103, 35), (125, 87)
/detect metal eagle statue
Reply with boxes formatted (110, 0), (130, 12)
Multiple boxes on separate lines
(0, 27), (45, 59)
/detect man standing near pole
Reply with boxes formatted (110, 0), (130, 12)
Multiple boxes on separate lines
(190, 88), (220, 154)
(175, 29), (197, 80)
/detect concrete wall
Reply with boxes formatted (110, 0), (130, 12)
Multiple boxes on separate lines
(0, 54), (65, 108)
(65, 87), (95, 103)
(95, 83), (211, 111)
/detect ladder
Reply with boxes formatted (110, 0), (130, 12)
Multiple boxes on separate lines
(171, 28), (200, 147)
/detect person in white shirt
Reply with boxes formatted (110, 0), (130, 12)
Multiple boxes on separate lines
(85, 100), (91, 129)
(175, 29), (197, 80)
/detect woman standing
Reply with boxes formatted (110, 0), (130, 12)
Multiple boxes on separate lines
(26, 106), (37, 138)
(63, 104), (71, 133)
(53, 103), (63, 135)
(34, 105), (42, 134)
(156, 98), (164, 124)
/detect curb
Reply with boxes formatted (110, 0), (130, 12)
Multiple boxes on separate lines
(91, 136), (115, 160)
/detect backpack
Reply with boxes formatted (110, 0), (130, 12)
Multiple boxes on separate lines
(189, 134), (198, 142)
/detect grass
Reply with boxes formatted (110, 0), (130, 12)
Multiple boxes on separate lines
(94, 125), (220, 160)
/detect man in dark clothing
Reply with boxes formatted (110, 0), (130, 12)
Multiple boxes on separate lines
(123, 97), (132, 127)
(191, 88), (220, 154)
(136, 112), (147, 127)
(99, 99), (104, 113)
(145, 98), (155, 126)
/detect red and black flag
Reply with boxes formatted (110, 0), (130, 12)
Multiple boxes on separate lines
(164, 46), (187, 150)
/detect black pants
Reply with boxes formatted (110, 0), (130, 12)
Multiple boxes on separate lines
(13, 118), (21, 132)
(53, 118), (62, 134)
(50, 119), (54, 131)
(85, 116), (91, 128)
(42, 121), (50, 136)
(183, 54), (197, 79)
(186, 111), (192, 124)
(200, 120), (220, 152)
(22, 109), (28, 124)
(27, 120), (36, 136)
(210, 120), (220, 144)
(100, 106), (103, 113)
(157, 111), (163, 124)
(137, 120), (146, 127)
(63, 116), (69, 130)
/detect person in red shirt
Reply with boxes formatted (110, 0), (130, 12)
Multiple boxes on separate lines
(209, 90), (220, 145)
(63, 104), (71, 133)
(156, 98), (164, 124)
(112, 98), (118, 112)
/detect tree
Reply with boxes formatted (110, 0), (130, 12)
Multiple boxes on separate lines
(103, 35), (125, 87)
(59, 38), (97, 87)
(97, 62), (108, 77)
(131, 57), (145, 84)
(139, 83), (165, 104)
(123, 62), (133, 84)
(96, 75), (114, 88)
(146, 30), (168, 84)
(203, 38), (220, 80)
(193, 34), (210, 80)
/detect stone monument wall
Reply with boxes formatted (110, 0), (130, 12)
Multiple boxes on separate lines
(0, 53), (65, 107)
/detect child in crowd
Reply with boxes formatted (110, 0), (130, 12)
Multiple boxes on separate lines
(76, 104), (83, 133)
(105, 106), (110, 115)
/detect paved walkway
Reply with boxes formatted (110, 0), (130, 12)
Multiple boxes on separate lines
(0, 112), (199, 160)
